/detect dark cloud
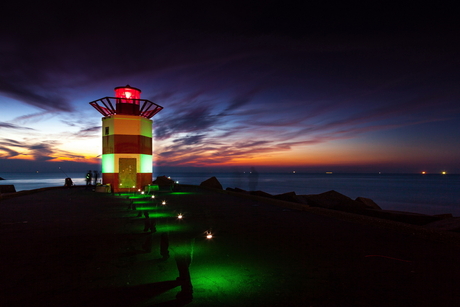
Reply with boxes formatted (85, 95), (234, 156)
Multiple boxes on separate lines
(0, 139), (25, 158)
(157, 138), (283, 167)
(173, 134), (206, 146)
(0, 137), (86, 162)
(154, 104), (220, 140)
(0, 138), (21, 145)
(0, 121), (34, 130)
(0, 68), (75, 112)
(73, 126), (101, 138)
(27, 143), (56, 161)
(0, 147), (20, 158)
(12, 112), (56, 124)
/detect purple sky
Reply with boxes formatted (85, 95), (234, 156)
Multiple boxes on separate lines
(0, 1), (459, 173)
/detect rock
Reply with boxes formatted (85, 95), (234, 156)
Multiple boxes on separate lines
(424, 217), (460, 232)
(303, 190), (368, 211)
(0, 177), (5, 180)
(226, 187), (250, 194)
(355, 197), (382, 210)
(273, 191), (302, 203)
(200, 176), (223, 190)
(433, 213), (453, 219)
(295, 195), (313, 205)
(250, 190), (273, 198)
(0, 185), (16, 193)
(152, 176), (175, 191)
(360, 209), (442, 225)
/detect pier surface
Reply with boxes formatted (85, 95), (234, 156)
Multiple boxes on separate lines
(1, 186), (460, 306)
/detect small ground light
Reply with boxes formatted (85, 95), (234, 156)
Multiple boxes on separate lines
(151, 195), (155, 199)
(205, 230), (213, 239)
(177, 213), (183, 219)
(162, 200), (166, 205)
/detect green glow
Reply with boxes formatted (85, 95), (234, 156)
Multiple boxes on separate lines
(156, 224), (185, 233)
(131, 200), (157, 204)
(140, 154), (152, 173)
(140, 118), (153, 137)
(147, 212), (175, 218)
(102, 154), (115, 173)
(193, 264), (248, 292)
(125, 195), (148, 199)
(170, 192), (197, 195)
(133, 206), (158, 211)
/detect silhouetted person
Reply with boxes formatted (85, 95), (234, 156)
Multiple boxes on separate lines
(64, 177), (73, 188)
(85, 171), (92, 188)
(93, 170), (98, 185)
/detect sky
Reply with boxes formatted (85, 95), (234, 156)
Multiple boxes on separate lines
(1, 1), (459, 174)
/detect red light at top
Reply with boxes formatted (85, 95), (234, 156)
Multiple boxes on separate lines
(90, 85), (163, 118)
(115, 85), (141, 101)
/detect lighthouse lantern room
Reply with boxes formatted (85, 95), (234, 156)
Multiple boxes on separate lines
(89, 85), (163, 193)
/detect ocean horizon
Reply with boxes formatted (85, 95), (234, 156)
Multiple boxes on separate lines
(1, 172), (459, 217)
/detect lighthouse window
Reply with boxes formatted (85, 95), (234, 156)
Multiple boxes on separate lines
(105, 127), (109, 135)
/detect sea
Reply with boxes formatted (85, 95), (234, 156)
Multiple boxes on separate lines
(1, 172), (459, 217)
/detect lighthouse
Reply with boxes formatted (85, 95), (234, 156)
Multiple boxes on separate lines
(89, 85), (163, 193)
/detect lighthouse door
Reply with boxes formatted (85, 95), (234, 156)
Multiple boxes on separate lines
(119, 158), (137, 188)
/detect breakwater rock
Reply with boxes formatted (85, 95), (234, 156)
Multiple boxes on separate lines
(200, 176), (223, 190)
(224, 185), (455, 231)
(0, 185), (16, 193)
(200, 176), (456, 231)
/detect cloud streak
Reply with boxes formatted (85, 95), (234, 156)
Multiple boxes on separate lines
(0, 137), (85, 162)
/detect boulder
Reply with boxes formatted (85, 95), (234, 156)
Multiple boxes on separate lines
(355, 197), (382, 210)
(424, 217), (460, 232)
(296, 195), (314, 205)
(273, 191), (302, 203)
(152, 176), (175, 191)
(358, 209), (442, 225)
(226, 187), (250, 194)
(0, 177), (5, 180)
(200, 176), (223, 190)
(303, 190), (368, 211)
(0, 185), (16, 193)
(250, 190), (273, 198)
(433, 213), (453, 219)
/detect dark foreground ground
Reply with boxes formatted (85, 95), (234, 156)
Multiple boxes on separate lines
(1, 186), (460, 306)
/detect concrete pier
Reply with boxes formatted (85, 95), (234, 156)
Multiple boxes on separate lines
(1, 186), (460, 306)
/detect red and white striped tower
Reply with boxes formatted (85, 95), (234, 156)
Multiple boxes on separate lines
(89, 85), (163, 193)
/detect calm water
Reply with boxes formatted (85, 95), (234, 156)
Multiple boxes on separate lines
(1, 172), (459, 216)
